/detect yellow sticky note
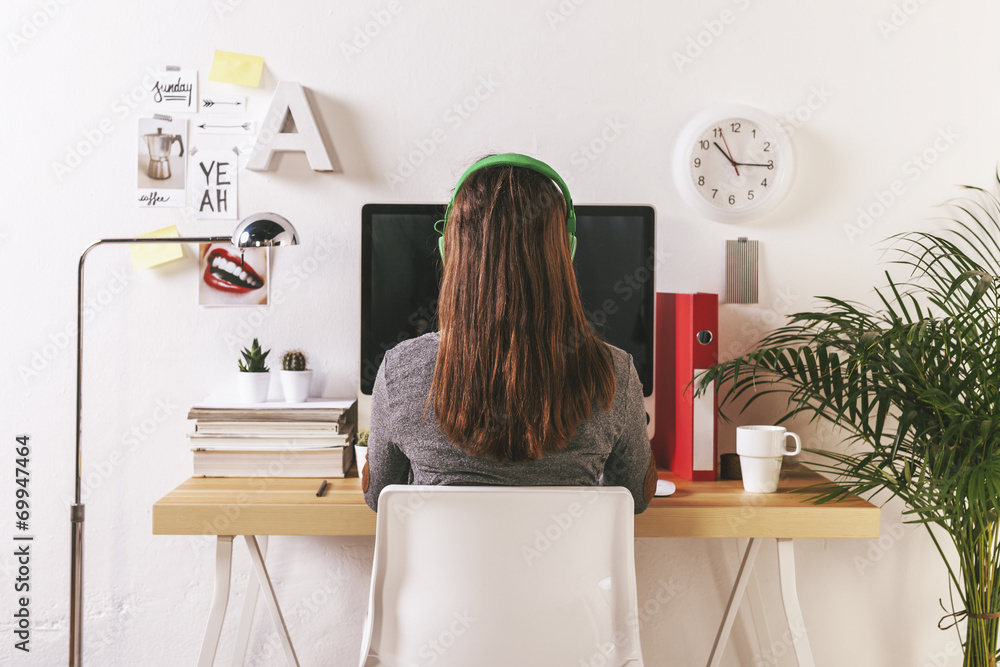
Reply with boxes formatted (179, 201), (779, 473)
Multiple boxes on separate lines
(130, 225), (185, 270)
(208, 50), (265, 87)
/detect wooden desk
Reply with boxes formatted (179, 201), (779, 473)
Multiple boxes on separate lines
(153, 466), (879, 667)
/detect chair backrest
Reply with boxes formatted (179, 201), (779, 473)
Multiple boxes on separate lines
(358, 485), (644, 667)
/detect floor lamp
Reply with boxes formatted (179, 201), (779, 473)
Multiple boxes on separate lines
(70, 213), (299, 667)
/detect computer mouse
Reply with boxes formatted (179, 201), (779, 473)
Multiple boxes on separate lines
(655, 479), (676, 497)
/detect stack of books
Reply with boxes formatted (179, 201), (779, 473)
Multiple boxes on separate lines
(186, 398), (358, 478)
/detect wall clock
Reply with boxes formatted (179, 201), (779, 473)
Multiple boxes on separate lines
(673, 104), (795, 223)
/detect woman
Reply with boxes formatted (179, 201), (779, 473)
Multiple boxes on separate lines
(363, 155), (656, 513)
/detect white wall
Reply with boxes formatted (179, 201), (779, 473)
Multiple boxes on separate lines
(1, 0), (987, 664)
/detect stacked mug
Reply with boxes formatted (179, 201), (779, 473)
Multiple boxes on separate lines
(736, 425), (802, 493)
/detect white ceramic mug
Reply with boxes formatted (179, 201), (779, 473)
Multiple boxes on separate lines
(736, 425), (802, 493)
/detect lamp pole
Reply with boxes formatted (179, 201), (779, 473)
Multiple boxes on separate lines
(70, 215), (297, 666)
(71, 235), (227, 666)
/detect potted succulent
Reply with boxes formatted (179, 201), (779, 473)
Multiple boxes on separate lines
(237, 338), (271, 403)
(695, 175), (1000, 666)
(279, 349), (312, 403)
(355, 428), (369, 476)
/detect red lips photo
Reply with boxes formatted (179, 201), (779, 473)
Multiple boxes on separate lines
(198, 243), (269, 306)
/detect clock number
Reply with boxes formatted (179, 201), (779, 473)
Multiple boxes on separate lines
(767, 160), (774, 170)
(763, 141), (771, 152)
(698, 176), (705, 186)
(728, 195), (736, 205)
(693, 157), (701, 168)
(761, 178), (768, 187)
(711, 189), (718, 199)
(730, 122), (741, 133)
(752, 128), (756, 138)
(747, 190), (755, 200)
(699, 140), (710, 150)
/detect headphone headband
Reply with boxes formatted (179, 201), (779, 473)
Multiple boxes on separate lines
(436, 153), (577, 259)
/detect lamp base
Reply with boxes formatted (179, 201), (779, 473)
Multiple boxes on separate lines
(70, 503), (84, 667)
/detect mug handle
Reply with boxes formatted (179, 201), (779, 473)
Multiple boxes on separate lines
(785, 432), (802, 456)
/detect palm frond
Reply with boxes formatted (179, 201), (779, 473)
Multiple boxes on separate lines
(695, 180), (1000, 537)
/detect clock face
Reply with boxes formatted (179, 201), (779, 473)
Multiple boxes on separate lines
(674, 105), (794, 222)
(688, 118), (781, 210)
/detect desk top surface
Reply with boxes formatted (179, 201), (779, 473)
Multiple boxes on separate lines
(153, 465), (880, 539)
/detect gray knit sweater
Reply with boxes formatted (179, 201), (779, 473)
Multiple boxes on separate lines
(363, 332), (651, 514)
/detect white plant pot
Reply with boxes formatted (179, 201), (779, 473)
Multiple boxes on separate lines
(237, 371), (271, 403)
(280, 369), (312, 403)
(355, 445), (368, 476)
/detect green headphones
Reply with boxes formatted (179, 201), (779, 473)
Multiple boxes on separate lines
(435, 153), (577, 260)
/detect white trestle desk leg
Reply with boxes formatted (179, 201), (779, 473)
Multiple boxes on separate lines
(776, 538), (815, 667)
(745, 550), (773, 661)
(244, 535), (300, 667)
(199, 535), (235, 667)
(708, 537), (762, 667)
(232, 535), (268, 666)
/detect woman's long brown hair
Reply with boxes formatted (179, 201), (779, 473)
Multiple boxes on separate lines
(432, 162), (616, 462)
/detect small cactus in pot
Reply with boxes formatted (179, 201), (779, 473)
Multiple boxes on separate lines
(282, 349), (307, 371)
(355, 428), (369, 477)
(279, 349), (312, 403)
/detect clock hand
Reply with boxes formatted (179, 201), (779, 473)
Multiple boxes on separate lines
(713, 141), (740, 176)
(733, 161), (772, 168)
(717, 131), (740, 176)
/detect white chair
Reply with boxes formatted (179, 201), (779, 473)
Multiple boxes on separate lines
(358, 485), (644, 667)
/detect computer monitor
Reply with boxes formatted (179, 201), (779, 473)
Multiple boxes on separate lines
(359, 203), (657, 437)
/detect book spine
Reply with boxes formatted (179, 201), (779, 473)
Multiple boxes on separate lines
(192, 451), (349, 478)
(194, 422), (342, 435)
(188, 437), (353, 450)
(187, 411), (349, 422)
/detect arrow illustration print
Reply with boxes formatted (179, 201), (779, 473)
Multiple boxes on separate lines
(198, 122), (252, 131)
(202, 99), (244, 108)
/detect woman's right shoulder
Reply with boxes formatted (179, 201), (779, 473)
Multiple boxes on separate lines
(382, 331), (440, 380)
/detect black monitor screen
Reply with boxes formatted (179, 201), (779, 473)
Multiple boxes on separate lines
(360, 204), (655, 396)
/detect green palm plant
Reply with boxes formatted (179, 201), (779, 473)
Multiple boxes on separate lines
(695, 176), (1000, 665)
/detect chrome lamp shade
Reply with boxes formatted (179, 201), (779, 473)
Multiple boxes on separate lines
(232, 212), (299, 248)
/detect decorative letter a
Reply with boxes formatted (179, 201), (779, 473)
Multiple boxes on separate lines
(247, 81), (334, 171)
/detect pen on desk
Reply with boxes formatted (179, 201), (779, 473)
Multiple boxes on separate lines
(316, 480), (329, 497)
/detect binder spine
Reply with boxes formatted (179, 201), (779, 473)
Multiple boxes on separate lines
(651, 292), (719, 481)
